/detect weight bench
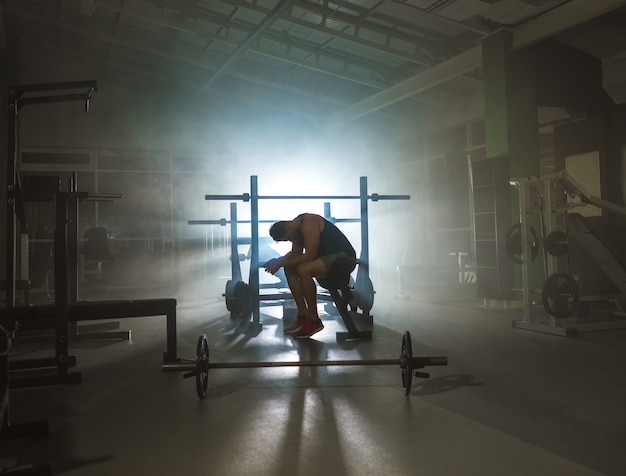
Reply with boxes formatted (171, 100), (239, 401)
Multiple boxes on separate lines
(0, 298), (180, 389)
(317, 257), (373, 341)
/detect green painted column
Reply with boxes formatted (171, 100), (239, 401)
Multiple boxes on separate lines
(481, 29), (542, 300)
(483, 29), (539, 178)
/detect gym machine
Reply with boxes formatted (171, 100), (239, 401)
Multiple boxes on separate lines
(162, 330), (448, 400)
(189, 175), (410, 341)
(1, 83), (94, 469)
(0, 181), (181, 386)
(508, 170), (626, 336)
(2, 81), (182, 387)
(4, 81), (96, 307)
(1, 322), (51, 475)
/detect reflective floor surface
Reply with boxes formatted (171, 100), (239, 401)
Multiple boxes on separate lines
(2, 289), (625, 475)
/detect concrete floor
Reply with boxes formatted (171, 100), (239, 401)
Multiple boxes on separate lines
(2, 286), (626, 475)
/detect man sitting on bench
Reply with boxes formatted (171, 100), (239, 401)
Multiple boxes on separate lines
(264, 213), (356, 338)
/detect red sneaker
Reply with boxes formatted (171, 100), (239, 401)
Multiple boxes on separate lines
(294, 319), (324, 339)
(284, 316), (306, 334)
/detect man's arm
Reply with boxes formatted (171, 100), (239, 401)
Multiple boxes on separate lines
(279, 215), (320, 267)
(264, 243), (303, 275)
(264, 215), (321, 273)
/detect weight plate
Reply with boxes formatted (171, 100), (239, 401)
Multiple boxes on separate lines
(195, 334), (210, 400)
(226, 280), (254, 319)
(224, 280), (236, 311)
(354, 274), (375, 313)
(541, 273), (579, 319)
(544, 230), (568, 257)
(504, 223), (539, 264)
(401, 331), (413, 395)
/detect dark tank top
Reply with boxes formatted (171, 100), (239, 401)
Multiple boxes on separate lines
(297, 214), (356, 258)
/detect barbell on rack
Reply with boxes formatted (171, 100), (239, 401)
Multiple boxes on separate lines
(203, 193), (411, 202)
(161, 331), (448, 400)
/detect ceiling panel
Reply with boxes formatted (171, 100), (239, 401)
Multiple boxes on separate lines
(2, 0), (626, 124)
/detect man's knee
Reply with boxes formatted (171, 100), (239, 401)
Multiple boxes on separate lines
(296, 260), (324, 280)
(284, 265), (298, 278)
(296, 265), (313, 280)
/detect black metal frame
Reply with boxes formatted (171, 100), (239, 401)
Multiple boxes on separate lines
(2, 80), (182, 387)
(1, 188), (181, 387)
(1, 323), (51, 475)
(1, 82), (94, 465)
(4, 81), (97, 307)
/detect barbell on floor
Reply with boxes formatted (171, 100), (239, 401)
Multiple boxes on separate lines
(161, 331), (448, 399)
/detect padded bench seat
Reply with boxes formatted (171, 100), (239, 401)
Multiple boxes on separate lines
(0, 298), (179, 362)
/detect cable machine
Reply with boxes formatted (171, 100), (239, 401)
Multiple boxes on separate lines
(509, 170), (626, 336)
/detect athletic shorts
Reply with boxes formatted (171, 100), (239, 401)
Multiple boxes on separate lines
(319, 252), (355, 272)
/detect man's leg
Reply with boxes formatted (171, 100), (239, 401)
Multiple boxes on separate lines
(283, 265), (307, 334)
(284, 265), (306, 314)
(297, 259), (326, 321)
(292, 259), (326, 338)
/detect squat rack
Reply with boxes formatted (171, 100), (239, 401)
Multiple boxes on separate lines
(192, 175), (410, 336)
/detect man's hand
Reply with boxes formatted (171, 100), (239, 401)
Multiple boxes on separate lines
(264, 258), (282, 275)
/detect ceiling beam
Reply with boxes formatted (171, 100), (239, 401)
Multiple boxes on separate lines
(4, 4), (366, 101)
(95, 1), (401, 88)
(90, 1), (454, 109)
(224, 0), (444, 64)
(513, 0), (626, 49)
(380, 2), (489, 36)
(328, 46), (482, 126)
(91, 0), (461, 109)
(192, 0), (299, 98)
(329, 0), (626, 125)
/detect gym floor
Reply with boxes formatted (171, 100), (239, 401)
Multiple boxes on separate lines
(2, 286), (625, 476)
